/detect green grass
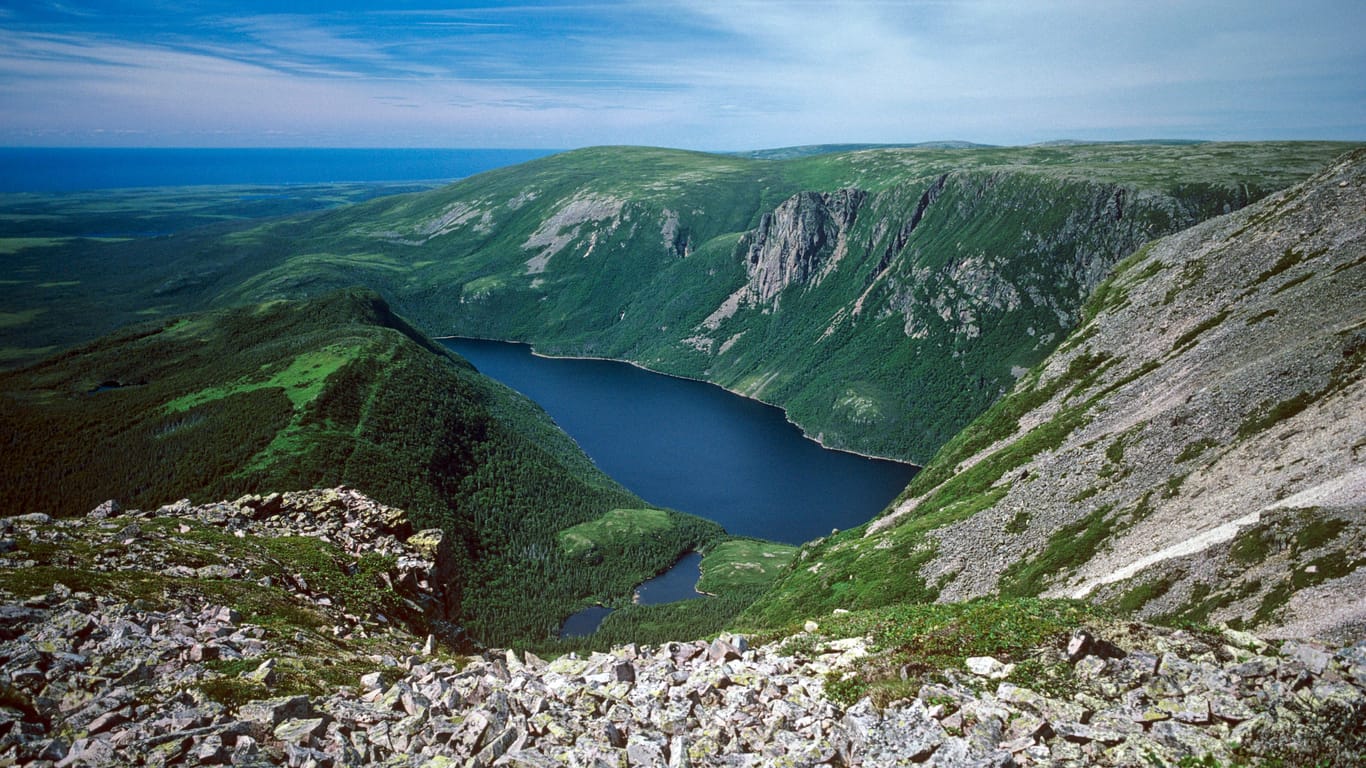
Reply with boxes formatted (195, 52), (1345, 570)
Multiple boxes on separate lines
(1004, 511), (1031, 534)
(697, 540), (797, 593)
(998, 505), (1118, 597)
(165, 346), (360, 412)
(1249, 246), (1306, 288)
(1236, 392), (1318, 438)
(557, 508), (674, 559)
(1071, 486), (1100, 502)
(1272, 271), (1314, 295)
(1163, 259), (1207, 305)
(1175, 438), (1220, 463)
(1105, 435), (1127, 464)
(1295, 516), (1347, 551)
(1171, 310), (1231, 355)
(1111, 576), (1175, 614)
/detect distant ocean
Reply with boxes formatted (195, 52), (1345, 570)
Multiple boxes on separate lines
(0, 148), (559, 193)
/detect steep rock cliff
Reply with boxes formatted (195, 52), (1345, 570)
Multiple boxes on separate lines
(743, 188), (866, 304)
(681, 161), (1281, 460)
(747, 149), (1366, 639)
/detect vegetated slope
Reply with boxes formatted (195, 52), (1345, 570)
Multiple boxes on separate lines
(244, 142), (1356, 462)
(742, 149), (1366, 640)
(2, 143), (1353, 462)
(730, 140), (994, 160)
(0, 288), (724, 645)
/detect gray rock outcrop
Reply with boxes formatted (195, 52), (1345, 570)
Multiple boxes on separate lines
(2, 494), (1364, 765)
(866, 148), (1366, 638)
(743, 188), (867, 305)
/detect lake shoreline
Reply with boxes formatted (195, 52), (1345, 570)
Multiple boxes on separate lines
(435, 334), (921, 470)
(562, 550), (708, 638)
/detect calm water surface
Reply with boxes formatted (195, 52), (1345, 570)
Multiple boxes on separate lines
(634, 552), (706, 604)
(559, 552), (706, 639)
(558, 606), (613, 639)
(444, 338), (918, 544)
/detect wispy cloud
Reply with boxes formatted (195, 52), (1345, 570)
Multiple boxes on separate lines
(0, 0), (1361, 147)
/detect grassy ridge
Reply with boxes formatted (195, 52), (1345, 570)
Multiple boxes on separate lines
(0, 288), (730, 646)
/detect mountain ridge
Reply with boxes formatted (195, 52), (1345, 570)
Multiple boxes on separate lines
(0, 288), (731, 646)
(1, 142), (1364, 765)
(745, 147), (1366, 641)
(2, 141), (1354, 463)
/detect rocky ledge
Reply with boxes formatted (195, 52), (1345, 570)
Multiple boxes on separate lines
(1, 492), (1363, 766)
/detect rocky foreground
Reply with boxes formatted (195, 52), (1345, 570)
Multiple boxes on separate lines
(1, 492), (1363, 766)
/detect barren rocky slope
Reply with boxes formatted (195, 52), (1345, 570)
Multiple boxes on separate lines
(748, 148), (1366, 641)
(919, 149), (1366, 637)
(3, 492), (1364, 766)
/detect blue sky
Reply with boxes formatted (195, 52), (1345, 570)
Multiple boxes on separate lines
(2, 0), (1363, 149)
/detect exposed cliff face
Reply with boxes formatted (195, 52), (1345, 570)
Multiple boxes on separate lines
(750, 148), (1366, 640)
(698, 187), (867, 332)
(687, 166), (1268, 459)
(522, 193), (628, 274)
(743, 188), (866, 305)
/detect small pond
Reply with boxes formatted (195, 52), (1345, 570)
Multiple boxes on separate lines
(559, 552), (705, 639)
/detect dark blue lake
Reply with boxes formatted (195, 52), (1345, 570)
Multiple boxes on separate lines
(442, 338), (918, 544)
(558, 606), (613, 639)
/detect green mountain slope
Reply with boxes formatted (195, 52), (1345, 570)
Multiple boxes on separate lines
(2, 142), (1353, 462)
(741, 148), (1366, 639)
(731, 141), (994, 159)
(0, 288), (725, 645)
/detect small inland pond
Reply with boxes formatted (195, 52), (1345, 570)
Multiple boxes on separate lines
(560, 552), (706, 639)
(442, 339), (918, 636)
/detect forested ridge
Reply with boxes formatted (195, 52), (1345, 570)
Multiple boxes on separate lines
(0, 288), (728, 645)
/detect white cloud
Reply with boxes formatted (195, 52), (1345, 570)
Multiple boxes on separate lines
(0, 0), (1361, 147)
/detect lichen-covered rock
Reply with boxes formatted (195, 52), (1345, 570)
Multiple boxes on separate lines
(3, 493), (1365, 766)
